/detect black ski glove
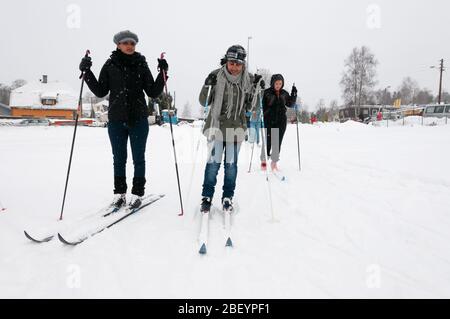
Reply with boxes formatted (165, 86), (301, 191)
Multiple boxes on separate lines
(291, 85), (298, 98)
(253, 74), (262, 85)
(260, 80), (266, 90)
(204, 73), (217, 86)
(158, 58), (169, 73)
(79, 56), (92, 72)
(253, 74), (265, 89)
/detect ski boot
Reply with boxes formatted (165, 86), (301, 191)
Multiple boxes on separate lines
(222, 197), (234, 213)
(111, 194), (126, 209)
(200, 197), (212, 213)
(129, 195), (143, 210)
(261, 161), (267, 171)
(271, 161), (279, 172)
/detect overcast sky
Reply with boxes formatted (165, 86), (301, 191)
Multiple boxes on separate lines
(1, 0), (449, 112)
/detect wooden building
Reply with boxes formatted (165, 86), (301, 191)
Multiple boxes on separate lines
(9, 75), (78, 119)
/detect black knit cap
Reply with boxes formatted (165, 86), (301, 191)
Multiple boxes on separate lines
(225, 45), (246, 64)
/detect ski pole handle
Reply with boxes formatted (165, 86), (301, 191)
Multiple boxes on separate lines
(204, 85), (212, 112)
(203, 85), (213, 140)
(79, 50), (91, 79)
(159, 52), (172, 109)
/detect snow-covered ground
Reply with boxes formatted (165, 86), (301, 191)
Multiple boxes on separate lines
(1, 120), (450, 298)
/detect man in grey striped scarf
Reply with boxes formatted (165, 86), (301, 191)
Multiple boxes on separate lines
(198, 45), (264, 213)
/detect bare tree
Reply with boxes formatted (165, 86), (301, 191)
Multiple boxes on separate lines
(0, 79), (27, 105)
(328, 99), (340, 121)
(436, 91), (450, 104)
(181, 101), (192, 119)
(371, 88), (393, 105)
(255, 68), (272, 88)
(83, 91), (105, 104)
(298, 105), (310, 124)
(340, 46), (378, 106)
(414, 89), (434, 105)
(315, 99), (328, 122)
(0, 84), (10, 105)
(10, 79), (27, 90)
(398, 77), (420, 105)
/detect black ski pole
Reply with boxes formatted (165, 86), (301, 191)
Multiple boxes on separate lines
(295, 100), (302, 172)
(257, 88), (275, 222)
(247, 111), (257, 173)
(59, 49), (90, 221)
(160, 52), (185, 216)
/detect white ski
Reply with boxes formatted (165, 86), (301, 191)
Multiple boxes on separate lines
(224, 208), (233, 248)
(198, 211), (210, 255)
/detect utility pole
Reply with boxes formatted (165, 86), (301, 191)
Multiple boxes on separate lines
(438, 59), (444, 104)
(431, 59), (445, 104)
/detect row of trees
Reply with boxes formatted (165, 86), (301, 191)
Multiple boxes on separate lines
(0, 79), (27, 105)
(340, 46), (447, 107)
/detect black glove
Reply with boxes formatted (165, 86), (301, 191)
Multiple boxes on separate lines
(260, 80), (266, 90)
(253, 74), (262, 84)
(204, 73), (217, 86)
(291, 85), (298, 96)
(79, 56), (92, 72)
(253, 74), (265, 89)
(158, 58), (169, 72)
(291, 85), (298, 97)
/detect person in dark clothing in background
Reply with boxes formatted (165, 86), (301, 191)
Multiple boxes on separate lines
(79, 30), (167, 209)
(260, 74), (297, 171)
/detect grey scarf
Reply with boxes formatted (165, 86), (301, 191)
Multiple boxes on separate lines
(209, 65), (252, 133)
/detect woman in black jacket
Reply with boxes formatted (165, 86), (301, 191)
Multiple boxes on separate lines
(79, 30), (167, 209)
(260, 74), (297, 171)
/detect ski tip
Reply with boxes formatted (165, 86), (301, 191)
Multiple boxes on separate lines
(57, 233), (79, 246)
(226, 237), (233, 247)
(282, 176), (286, 181)
(199, 243), (207, 255)
(23, 230), (31, 239)
(24, 230), (54, 243)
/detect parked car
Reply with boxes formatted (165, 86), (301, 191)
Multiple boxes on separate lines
(16, 118), (52, 126)
(423, 104), (450, 118)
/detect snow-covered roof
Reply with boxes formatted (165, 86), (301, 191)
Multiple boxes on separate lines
(10, 80), (78, 110)
(41, 92), (58, 99)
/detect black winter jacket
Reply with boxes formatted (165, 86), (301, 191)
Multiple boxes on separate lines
(262, 87), (296, 127)
(84, 49), (165, 124)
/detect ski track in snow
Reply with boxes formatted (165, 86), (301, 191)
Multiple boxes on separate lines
(0, 121), (450, 298)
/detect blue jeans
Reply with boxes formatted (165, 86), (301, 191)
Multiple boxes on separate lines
(107, 119), (149, 196)
(202, 141), (241, 200)
(248, 118), (261, 144)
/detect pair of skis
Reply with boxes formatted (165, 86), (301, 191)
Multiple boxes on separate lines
(24, 194), (165, 246)
(198, 206), (233, 255)
(260, 168), (287, 182)
(270, 170), (287, 182)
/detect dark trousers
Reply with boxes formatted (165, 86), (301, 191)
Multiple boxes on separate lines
(261, 117), (287, 163)
(202, 141), (241, 200)
(107, 119), (149, 196)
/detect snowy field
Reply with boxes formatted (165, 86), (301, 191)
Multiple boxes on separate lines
(0, 120), (450, 298)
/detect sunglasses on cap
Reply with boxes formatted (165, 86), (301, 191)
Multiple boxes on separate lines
(226, 51), (247, 61)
